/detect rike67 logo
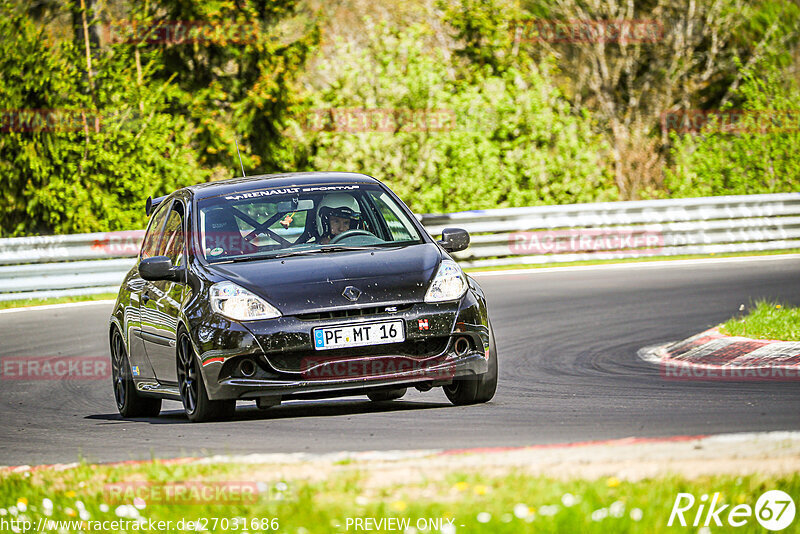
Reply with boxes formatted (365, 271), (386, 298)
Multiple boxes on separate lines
(669, 490), (795, 531)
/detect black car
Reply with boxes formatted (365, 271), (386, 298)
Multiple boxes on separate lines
(109, 172), (497, 422)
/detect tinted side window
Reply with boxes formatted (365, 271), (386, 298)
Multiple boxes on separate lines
(140, 203), (170, 259)
(159, 205), (185, 265)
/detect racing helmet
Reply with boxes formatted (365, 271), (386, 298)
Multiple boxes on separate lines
(316, 193), (362, 237)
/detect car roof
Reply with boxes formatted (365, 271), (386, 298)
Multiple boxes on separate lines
(186, 172), (381, 200)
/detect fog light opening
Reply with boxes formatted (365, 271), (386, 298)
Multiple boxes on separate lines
(454, 336), (470, 357)
(238, 358), (257, 378)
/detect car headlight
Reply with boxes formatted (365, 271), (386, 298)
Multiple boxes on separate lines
(209, 281), (281, 321)
(424, 260), (468, 303)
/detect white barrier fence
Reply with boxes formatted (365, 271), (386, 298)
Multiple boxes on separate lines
(0, 193), (798, 301)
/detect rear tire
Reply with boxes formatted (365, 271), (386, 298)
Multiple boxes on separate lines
(111, 329), (161, 418)
(444, 321), (498, 406)
(177, 331), (235, 422)
(367, 388), (407, 402)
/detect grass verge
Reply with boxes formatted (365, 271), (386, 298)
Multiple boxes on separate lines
(0, 293), (117, 311)
(0, 460), (795, 533)
(463, 248), (800, 273)
(720, 300), (800, 341)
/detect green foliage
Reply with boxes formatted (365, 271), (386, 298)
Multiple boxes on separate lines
(664, 63), (800, 198)
(0, 1), (208, 236)
(2, 0), (800, 236)
(288, 23), (613, 214)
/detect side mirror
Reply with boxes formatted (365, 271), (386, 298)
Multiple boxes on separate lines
(438, 228), (470, 253)
(139, 256), (183, 283)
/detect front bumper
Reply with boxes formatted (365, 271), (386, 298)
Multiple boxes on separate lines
(191, 291), (490, 401)
(218, 351), (488, 400)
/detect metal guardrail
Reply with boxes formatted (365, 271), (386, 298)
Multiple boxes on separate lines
(0, 193), (798, 301)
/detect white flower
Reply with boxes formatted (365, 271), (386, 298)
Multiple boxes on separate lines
(42, 499), (53, 516)
(355, 496), (368, 506)
(79, 510), (90, 521)
(500, 513), (512, 523)
(513, 503), (529, 518)
(256, 482), (268, 493)
(403, 528), (417, 534)
(610, 500), (625, 518)
(133, 498), (146, 510)
(275, 482), (288, 491)
(99, 504), (109, 513)
(440, 523), (456, 534)
(9, 506), (18, 516)
(477, 512), (491, 523)
(591, 508), (608, 522)
(561, 493), (578, 507)
(630, 508), (643, 521)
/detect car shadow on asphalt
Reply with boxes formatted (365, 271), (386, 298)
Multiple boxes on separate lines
(86, 399), (451, 424)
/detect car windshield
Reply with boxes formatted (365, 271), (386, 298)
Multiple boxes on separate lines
(196, 184), (424, 262)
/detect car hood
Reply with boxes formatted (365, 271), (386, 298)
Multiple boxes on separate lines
(205, 243), (442, 316)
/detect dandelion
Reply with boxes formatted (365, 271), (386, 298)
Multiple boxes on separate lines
(75, 501), (85, 511)
(609, 501), (625, 517)
(65, 508), (76, 517)
(391, 500), (407, 512)
(99, 504), (109, 513)
(65, 491), (76, 498)
(473, 485), (488, 496)
(79, 510), (90, 521)
(454, 482), (468, 492)
(476, 512), (491, 523)
(630, 508), (643, 521)
(0, 509), (6, 516)
(561, 493), (577, 507)
(9, 506), (17, 516)
(16, 499), (27, 513)
(606, 477), (620, 488)
(42, 499), (53, 516)
(513, 503), (529, 518)
(591, 508), (608, 522)
(776, 305), (782, 309)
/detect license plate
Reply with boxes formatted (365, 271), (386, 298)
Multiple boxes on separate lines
(313, 320), (405, 350)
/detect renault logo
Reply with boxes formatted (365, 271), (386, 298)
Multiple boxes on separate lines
(342, 286), (362, 302)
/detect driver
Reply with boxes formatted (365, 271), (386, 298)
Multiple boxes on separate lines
(316, 194), (362, 244)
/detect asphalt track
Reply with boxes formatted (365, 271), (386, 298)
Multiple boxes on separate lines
(1, 256), (799, 466)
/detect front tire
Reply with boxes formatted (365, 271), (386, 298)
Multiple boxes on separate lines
(111, 329), (161, 418)
(177, 331), (235, 422)
(444, 321), (498, 406)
